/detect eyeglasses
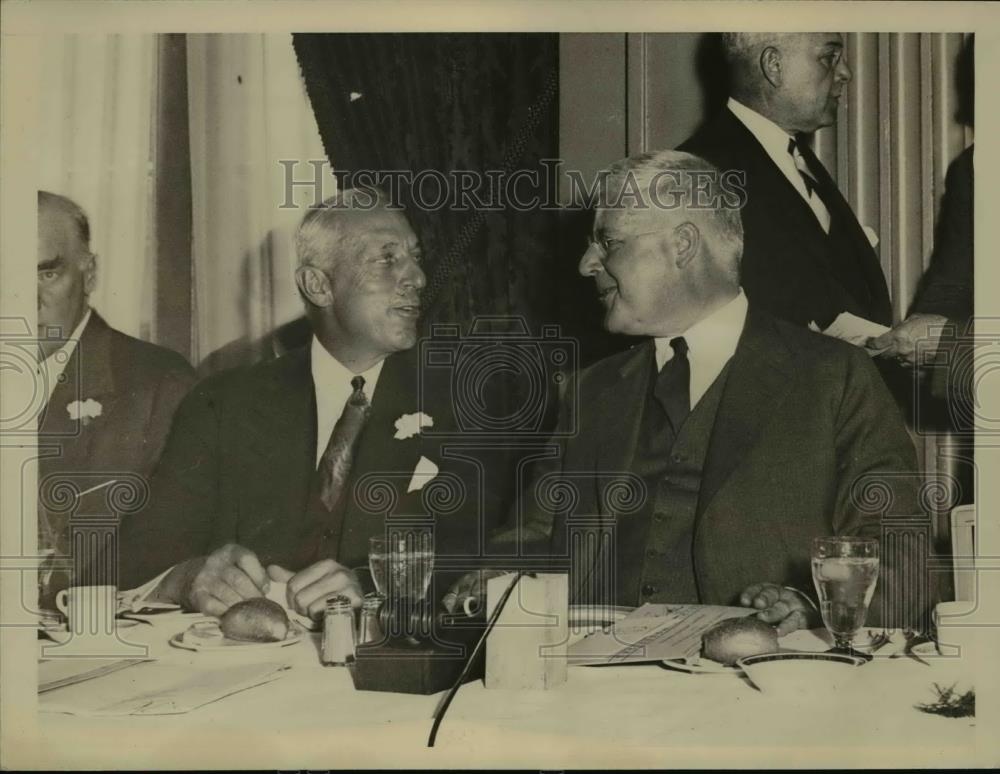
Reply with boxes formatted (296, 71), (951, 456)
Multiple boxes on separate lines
(586, 228), (671, 260)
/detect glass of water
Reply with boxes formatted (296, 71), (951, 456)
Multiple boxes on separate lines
(811, 536), (879, 652)
(369, 530), (434, 602)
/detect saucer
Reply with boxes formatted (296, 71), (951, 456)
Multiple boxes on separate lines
(169, 620), (303, 652)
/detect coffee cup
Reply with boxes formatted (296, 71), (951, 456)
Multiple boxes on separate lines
(55, 585), (117, 636)
(934, 600), (976, 660)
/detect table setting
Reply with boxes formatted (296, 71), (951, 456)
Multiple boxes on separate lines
(33, 533), (979, 766)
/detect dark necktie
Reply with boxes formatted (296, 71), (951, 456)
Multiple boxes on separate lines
(654, 336), (690, 434)
(318, 375), (371, 512)
(788, 137), (819, 197)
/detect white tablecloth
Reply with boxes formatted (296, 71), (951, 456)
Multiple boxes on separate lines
(29, 616), (980, 769)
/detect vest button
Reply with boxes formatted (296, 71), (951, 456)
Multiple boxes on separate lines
(641, 583), (657, 597)
(646, 547), (657, 558)
(653, 512), (665, 522)
(671, 452), (688, 463)
(321, 529), (334, 540)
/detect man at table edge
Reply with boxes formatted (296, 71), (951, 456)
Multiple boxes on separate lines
(448, 150), (924, 636)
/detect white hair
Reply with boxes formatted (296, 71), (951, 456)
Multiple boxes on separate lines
(600, 150), (744, 280)
(295, 186), (393, 272)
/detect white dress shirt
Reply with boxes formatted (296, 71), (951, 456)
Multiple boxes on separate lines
(39, 307), (91, 406)
(654, 289), (748, 408)
(310, 336), (385, 466)
(727, 97), (831, 232)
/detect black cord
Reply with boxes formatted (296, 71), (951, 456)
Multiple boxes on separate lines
(426, 570), (526, 748)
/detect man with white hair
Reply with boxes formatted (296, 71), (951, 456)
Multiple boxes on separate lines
(450, 151), (921, 633)
(119, 189), (497, 619)
(679, 33), (892, 331)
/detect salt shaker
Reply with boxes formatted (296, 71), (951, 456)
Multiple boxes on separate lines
(321, 595), (356, 666)
(358, 592), (385, 646)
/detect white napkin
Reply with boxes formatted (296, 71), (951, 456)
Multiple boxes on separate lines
(265, 581), (320, 631)
(407, 455), (439, 493)
(40, 661), (290, 716)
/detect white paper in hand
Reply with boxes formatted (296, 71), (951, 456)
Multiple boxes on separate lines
(265, 581), (320, 631)
(812, 312), (891, 356)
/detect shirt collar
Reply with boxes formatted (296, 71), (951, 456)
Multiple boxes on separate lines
(727, 97), (796, 162)
(309, 335), (385, 398)
(42, 307), (91, 367)
(654, 289), (748, 371)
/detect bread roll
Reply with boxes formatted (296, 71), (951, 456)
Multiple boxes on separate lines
(702, 616), (778, 666)
(219, 598), (290, 643)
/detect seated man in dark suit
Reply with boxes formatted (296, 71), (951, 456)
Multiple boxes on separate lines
(450, 151), (923, 635)
(679, 33), (892, 331)
(36, 191), (196, 607)
(120, 188), (498, 619)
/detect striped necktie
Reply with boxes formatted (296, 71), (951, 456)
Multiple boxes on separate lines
(318, 375), (371, 511)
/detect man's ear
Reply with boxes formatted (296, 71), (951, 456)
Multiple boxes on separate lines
(672, 222), (700, 269)
(760, 46), (782, 89)
(82, 253), (97, 296)
(295, 265), (332, 308)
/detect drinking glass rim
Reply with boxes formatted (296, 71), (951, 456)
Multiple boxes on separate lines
(812, 536), (879, 546)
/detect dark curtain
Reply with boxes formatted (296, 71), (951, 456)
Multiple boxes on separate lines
(292, 33), (561, 330)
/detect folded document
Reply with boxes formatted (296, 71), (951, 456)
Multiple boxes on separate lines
(568, 603), (754, 666)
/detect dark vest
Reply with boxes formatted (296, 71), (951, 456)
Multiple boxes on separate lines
(615, 358), (732, 606)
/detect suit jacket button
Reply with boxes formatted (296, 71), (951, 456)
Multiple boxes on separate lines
(641, 583), (657, 597)
(671, 452), (687, 463)
(322, 529), (334, 540)
(645, 547), (657, 558)
(653, 512), (665, 522)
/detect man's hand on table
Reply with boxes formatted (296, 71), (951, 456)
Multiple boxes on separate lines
(268, 560), (363, 619)
(154, 546), (362, 620)
(739, 582), (820, 637)
(156, 543), (271, 617)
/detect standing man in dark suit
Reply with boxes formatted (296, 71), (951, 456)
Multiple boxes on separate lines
(120, 188), (493, 619)
(36, 191), (196, 607)
(679, 33), (891, 331)
(450, 152), (921, 633)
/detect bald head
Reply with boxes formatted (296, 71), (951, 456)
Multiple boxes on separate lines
(723, 32), (852, 134)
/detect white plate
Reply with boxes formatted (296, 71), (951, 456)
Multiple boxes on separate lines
(568, 605), (633, 628)
(39, 618), (142, 644)
(169, 620), (303, 652)
(660, 656), (742, 675)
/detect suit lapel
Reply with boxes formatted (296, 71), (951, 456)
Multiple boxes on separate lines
(39, 313), (116, 463)
(595, 342), (653, 515)
(696, 309), (796, 520)
(797, 139), (892, 323)
(239, 347), (316, 551)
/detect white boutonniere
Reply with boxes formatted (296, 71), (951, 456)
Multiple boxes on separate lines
(393, 411), (434, 440)
(67, 398), (103, 426)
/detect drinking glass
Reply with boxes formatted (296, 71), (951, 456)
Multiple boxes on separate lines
(811, 536), (879, 652)
(369, 531), (434, 602)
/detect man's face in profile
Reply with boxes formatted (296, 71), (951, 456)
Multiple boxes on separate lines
(579, 205), (680, 337)
(325, 208), (426, 360)
(37, 204), (94, 358)
(779, 33), (852, 133)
